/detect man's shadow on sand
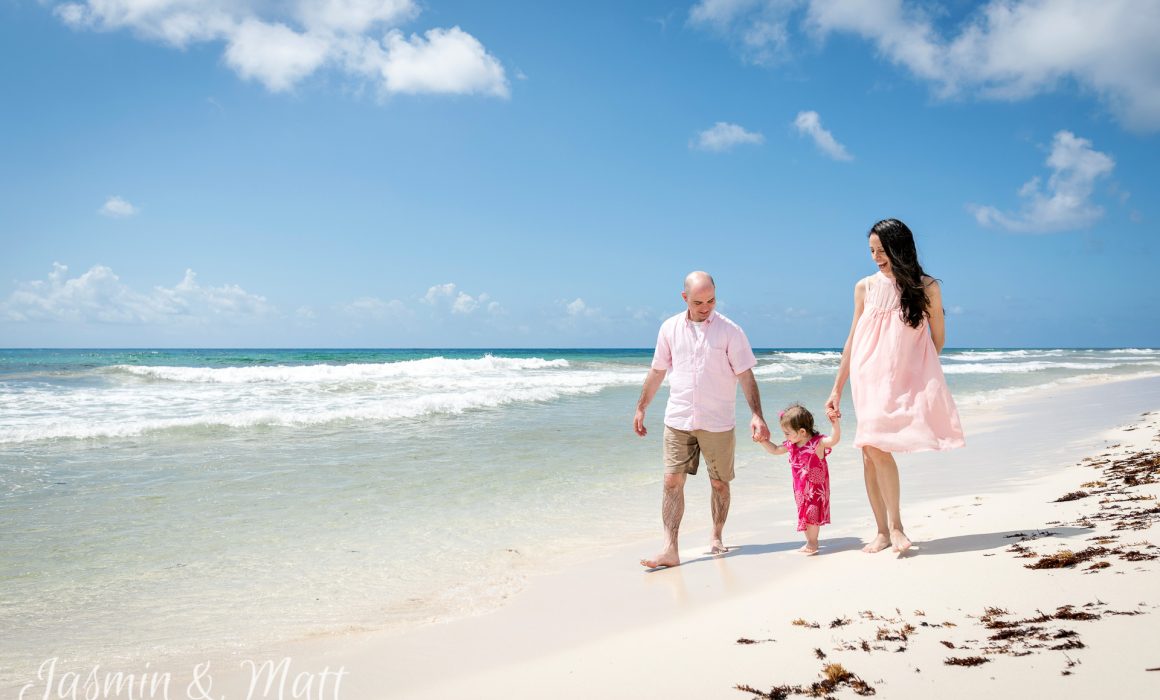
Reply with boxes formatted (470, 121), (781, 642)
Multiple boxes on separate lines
(724, 537), (865, 558)
(663, 537), (864, 568)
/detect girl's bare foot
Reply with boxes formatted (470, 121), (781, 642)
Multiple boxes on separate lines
(862, 533), (890, 553)
(890, 529), (912, 553)
(799, 543), (819, 555)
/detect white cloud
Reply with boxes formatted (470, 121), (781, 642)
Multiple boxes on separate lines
(803, 0), (1160, 131)
(689, 0), (763, 27)
(421, 283), (499, 315)
(422, 283), (455, 305)
(803, 1), (944, 82)
(565, 298), (598, 317)
(159, 269), (273, 317)
(452, 291), (482, 314)
(55, 1), (239, 46)
(688, 0), (800, 66)
(296, 0), (417, 34)
(689, 1), (1160, 131)
(792, 111), (852, 161)
(371, 27), (510, 98)
(52, 1), (508, 98)
(967, 130), (1115, 233)
(223, 19), (331, 92)
(1, 263), (273, 324)
(691, 122), (765, 152)
(99, 195), (139, 218)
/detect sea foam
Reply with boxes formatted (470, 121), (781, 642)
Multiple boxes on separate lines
(0, 356), (640, 443)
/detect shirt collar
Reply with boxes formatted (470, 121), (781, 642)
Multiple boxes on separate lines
(684, 310), (716, 326)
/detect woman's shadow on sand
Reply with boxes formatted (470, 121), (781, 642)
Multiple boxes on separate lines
(671, 536), (865, 567)
(912, 526), (1092, 556)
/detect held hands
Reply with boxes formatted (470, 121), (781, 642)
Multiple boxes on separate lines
(750, 415), (770, 443)
(824, 392), (841, 421)
(636, 411), (772, 441)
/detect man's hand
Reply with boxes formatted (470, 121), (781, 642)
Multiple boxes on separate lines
(634, 368), (666, 438)
(750, 414), (770, 442)
(634, 408), (648, 437)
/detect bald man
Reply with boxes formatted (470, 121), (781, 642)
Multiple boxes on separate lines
(634, 271), (770, 569)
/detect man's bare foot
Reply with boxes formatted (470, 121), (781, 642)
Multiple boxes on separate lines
(640, 550), (680, 569)
(708, 539), (729, 556)
(890, 529), (912, 554)
(862, 533), (890, 553)
(799, 543), (819, 556)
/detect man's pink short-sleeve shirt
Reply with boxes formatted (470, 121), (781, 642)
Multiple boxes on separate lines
(650, 310), (757, 432)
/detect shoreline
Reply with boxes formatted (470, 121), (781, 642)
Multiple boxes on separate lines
(373, 376), (1160, 699)
(5, 374), (1159, 698)
(157, 375), (1160, 698)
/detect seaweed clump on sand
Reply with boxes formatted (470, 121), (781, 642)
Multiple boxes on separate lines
(944, 656), (989, 667)
(1074, 445), (1160, 531)
(1024, 543), (1157, 570)
(1052, 605), (1100, 621)
(1025, 547), (1109, 569)
(966, 604), (1110, 659)
(735, 663), (875, 698)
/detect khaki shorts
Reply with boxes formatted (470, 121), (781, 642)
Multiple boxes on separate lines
(663, 426), (736, 482)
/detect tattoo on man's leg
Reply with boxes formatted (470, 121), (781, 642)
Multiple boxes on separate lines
(662, 484), (684, 541)
(712, 486), (731, 529)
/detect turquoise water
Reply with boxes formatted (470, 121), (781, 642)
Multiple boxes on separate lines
(2, 347), (1158, 682)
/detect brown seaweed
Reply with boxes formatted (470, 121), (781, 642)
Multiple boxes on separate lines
(945, 656), (989, 667)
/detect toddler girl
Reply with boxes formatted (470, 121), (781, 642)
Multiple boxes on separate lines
(760, 403), (840, 554)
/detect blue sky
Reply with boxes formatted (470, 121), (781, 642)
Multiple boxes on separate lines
(1, 0), (1157, 348)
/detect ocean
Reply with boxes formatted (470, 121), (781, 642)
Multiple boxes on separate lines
(2, 347), (1159, 681)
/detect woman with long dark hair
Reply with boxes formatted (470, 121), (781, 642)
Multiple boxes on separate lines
(825, 219), (965, 554)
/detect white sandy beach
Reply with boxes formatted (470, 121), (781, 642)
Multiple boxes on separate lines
(7, 374), (1158, 700)
(128, 375), (1160, 700)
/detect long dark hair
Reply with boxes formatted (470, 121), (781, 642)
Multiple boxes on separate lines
(870, 219), (935, 329)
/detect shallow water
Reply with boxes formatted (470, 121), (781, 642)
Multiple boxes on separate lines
(2, 347), (1158, 681)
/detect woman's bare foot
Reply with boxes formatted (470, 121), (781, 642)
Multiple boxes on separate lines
(862, 533), (890, 553)
(890, 529), (912, 553)
(799, 542), (819, 556)
(640, 548), (680, 569)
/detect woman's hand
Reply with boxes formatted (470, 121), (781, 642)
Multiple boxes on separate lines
(825, 392), (841, 420)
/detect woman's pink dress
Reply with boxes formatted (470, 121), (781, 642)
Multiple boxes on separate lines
(850, 272), (965, 453)
(786, 434), (831, 531)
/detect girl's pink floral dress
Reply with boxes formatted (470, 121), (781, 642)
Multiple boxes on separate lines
(786, 434), (831, 531)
